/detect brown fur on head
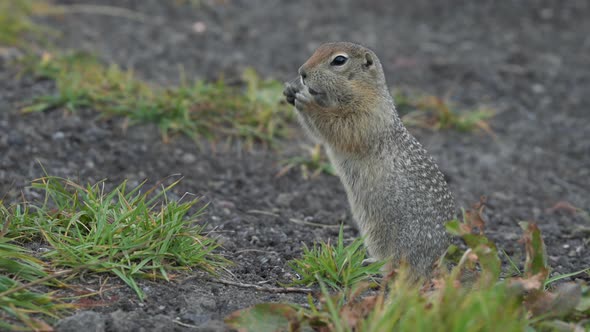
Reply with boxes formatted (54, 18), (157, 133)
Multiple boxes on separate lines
(289, 42), (394, 154)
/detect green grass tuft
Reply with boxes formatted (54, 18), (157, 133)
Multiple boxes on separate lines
(0, 0), (51, 48)
(0, 234), (71, 330)
(0, 275), (71, 331)
(394, 90), (496, 134)
(277, 143), (336, 179)
(339, 273), (526, 332)
(19, 52), (293, 147)
(228, 269), (530, 332)
(229, 204), (590, 332)
(287, 226), (384, 290)
(5, 176), (229, 301)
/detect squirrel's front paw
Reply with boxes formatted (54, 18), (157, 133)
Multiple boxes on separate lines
(283, 78), (302, 106)
(284, 77), (316, 112)
(283, 84), (297, 106)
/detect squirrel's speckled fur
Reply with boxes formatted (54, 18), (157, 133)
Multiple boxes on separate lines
(284, 42), (456, 277)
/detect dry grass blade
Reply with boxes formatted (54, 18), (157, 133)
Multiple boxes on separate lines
(394, 89), (497, 134)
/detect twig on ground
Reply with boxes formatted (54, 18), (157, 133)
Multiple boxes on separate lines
(195, 276), (314, 294)
(289, 218), (351, 229)
(173, 319), (202, 329)
(220, 266), (238, 281)
(247, 210), (280, 218)
(234, 249), (279, 255)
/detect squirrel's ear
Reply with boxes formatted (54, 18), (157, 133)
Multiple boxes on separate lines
(363, 52), (375, 68)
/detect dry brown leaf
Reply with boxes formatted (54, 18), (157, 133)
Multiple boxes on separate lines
(475, 120), (497, 139)
(464, 197), (487, 234)
(547, 201), (579, 215)
(340, 295), (379, 330)
(525, 283), (581, 318)
(526, 290), (557, 317)
(29, 318), (55, 332)
(519, 222), (549, 279)
(508, 272), (546, 292)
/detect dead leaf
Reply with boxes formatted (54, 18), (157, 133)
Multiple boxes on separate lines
(519, 222), (549, 280)
(73, 296), (115, 308)
(475, 120), (497, 139)
(459, 223), (472, 234)
(548, 201), (579, 215)
(467, 251), (479, 263)
(525, 290), (555, 317)
(340, 296), (379, 330)
(431, 277), (445, 291)
(525, 283), (581, 318)
(275, 164), (294, 178)
(28, 318), (55, 332)
(464, 197), (487, 234)
(537, 319), (586, 332)
(508, 272), (546, 292)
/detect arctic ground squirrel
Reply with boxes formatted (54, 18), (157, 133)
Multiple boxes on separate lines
(283, 42), (456, 277)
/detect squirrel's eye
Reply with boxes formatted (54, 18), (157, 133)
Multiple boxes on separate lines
(330, 55), (348, 66)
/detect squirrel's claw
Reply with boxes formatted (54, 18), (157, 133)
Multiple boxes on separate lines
(283, 77), (303, 106)
(283, 85), (297, 105)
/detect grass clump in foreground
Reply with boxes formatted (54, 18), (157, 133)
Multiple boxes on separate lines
(0, 236), (71, 331)
(287, 226), (384, 291)
(227, 203), (590, 332)
(4, 176), (228, 302)
(20, 52), (293, 147)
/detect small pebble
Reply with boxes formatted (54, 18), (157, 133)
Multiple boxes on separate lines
(250, 235), (260, 245)
(503, 233), (520, 241)
(181, 153), (197, 164)
(531, 84), (545, 94)
(52, 131), (65, 140)
(540, 8), (553, 19)
(7, 133), (25, 146)
(192, 21), (207, 34)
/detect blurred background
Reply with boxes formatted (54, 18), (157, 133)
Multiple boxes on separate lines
(0, 0), (589, 330)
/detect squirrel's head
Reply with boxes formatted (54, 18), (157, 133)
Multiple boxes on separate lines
(298, 42), (388, 113)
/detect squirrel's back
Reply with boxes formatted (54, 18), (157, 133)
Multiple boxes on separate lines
(328, 118), (454, 276)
